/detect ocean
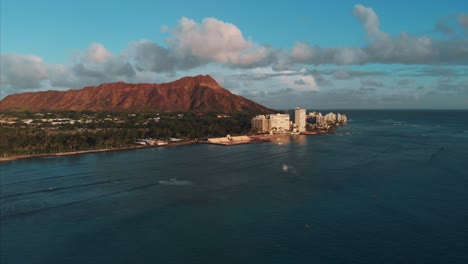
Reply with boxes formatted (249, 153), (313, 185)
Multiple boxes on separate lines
(1, 110), (468, 264)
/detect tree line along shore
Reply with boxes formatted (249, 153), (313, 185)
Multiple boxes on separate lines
(0, 111), (253, 158)
(0, 110), (343, 162)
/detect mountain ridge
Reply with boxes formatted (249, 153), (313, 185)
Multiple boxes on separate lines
(0, 75), (274, 113)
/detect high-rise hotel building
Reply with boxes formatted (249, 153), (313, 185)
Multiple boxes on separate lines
(294, 108), (307, 132)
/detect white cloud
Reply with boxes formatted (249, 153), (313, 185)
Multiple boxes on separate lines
(80, 43), (113, 63)
(165, 17), (271, 67)
(47, 64), (77, 87)
(353, 4), (388, 40)
(1, 43), (140, 93)
(0, 53), (48, 89)
(131, 39), (203, 72)
(291, 42), (317, 62)
(288, 4), (468, 66)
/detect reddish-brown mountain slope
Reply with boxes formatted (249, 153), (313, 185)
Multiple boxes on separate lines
(0, 75), (274, 113)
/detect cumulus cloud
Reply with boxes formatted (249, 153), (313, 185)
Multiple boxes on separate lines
(1, 43), (140, 93)
(79, 43), (113, 63)
(290, 32), (468, 66)
(1, 53), (48, 89)
(56, 43), (137, 88)
(353, 4), (388, 40)
(164, 17), (273, 68)
(127, 17), (277, 73)
(167, 17), (250, 60)
(78, 44), (136, 78)
(104, 58), (136, 78)
(131, 40), (205, 72)
(47, 64), (77, 88)
(131, 40), (177, 72)
(288, 5), (468, 66)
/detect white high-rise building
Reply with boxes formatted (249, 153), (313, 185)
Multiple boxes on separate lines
(294, 108), (307, 132)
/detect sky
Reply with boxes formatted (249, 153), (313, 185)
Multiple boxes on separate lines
(1, 0), (468, 109)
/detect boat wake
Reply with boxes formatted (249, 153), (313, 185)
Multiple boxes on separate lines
(158, 178), (192, 186)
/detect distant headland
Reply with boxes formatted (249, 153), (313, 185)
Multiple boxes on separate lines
(0, 75), (348, 161)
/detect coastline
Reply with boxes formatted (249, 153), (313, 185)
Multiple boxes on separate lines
(0, 140), (198, 163)
(0, 131), (333, 163)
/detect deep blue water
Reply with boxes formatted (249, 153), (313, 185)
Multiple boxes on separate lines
(1, 110), (468, 264)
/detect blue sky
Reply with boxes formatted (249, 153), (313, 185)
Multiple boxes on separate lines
(1, 0), (468, 109)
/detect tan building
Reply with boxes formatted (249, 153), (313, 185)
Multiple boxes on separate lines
(251, 115), (270, 132)
(294, 108), (307, 132)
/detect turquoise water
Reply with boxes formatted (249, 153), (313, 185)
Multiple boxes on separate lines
(1, 110), (468, 263)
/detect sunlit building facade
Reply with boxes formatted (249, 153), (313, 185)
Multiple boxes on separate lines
(251, 114), (290, 133)
(294, 108), (307, 132)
